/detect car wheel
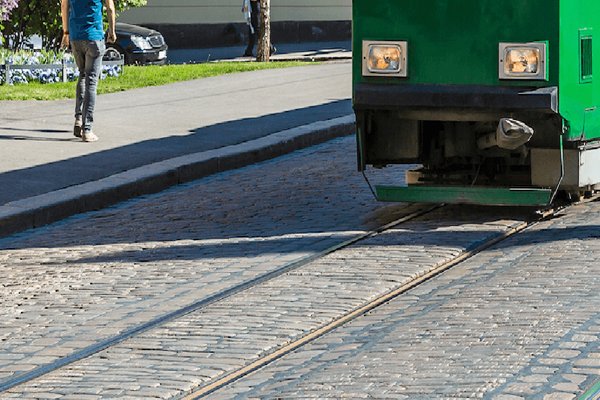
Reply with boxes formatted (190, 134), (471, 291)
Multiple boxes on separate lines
(103, 46), (124, 62)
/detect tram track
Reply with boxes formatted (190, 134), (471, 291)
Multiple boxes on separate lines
(180, 203), (570, 399)
(6, 202), (564, 398)
(0, 204), (439, 394)
(3, 194), (585, 398)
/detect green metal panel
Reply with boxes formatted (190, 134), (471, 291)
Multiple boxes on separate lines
(559, 0), (600, 141)
(352, 0), (560, 88)
(376, 185), (552, 206)
(352, 0), (600, 142)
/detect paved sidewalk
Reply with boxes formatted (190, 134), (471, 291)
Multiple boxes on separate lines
(0, 45), (354, 237)
(168, 41), (352, 64)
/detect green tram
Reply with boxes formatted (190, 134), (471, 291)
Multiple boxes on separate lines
(353, 0), (600, 206)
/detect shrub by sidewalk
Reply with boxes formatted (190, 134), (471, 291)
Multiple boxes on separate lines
(0, 49), (121, 85)
(0, 59), (310, 100)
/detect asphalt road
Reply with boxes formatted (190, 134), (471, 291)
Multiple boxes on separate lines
(0, 62), (352, 206)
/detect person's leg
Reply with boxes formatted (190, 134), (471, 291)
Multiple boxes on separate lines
(244, 24), (254, 56)
(71, 41), (86, 137)
(245, 1), (259, 56)
(81, 40), (105, 140)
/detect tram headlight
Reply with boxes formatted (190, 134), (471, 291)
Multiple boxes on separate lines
(362, 41), (408, 77)
(499, 42), (547, 80)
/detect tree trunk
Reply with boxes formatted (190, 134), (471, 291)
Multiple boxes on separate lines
(256, 0), (270, 62)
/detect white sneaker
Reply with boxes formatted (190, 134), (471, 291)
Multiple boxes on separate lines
(74, 118), (83, 138)
(82, 130), (99, 142)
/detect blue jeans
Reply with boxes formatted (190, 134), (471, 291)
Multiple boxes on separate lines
(71, 40), (105, 132)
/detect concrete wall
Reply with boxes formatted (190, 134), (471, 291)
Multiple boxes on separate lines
(119, 0), (352, 25)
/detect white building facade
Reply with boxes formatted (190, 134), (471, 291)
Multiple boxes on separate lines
(119, 0), (352, 48)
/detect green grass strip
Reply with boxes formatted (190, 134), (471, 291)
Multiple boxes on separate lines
(0, 61), (310, 101)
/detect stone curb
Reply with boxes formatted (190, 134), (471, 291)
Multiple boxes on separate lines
(0, 115), (355, 239)
(223, 55), (352, 64)
(273, 56), (352, 63)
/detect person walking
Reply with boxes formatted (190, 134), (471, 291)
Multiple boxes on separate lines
(242, 0), (275, 58)
(61, 0), (116, 142)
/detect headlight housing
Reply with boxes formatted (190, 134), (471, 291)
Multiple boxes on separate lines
(362, 40), (408, 77)
(131, 35), (153, 51)
(499, 42), (547, 80)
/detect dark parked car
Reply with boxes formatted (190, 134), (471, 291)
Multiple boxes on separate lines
(103, 22), (168, 65)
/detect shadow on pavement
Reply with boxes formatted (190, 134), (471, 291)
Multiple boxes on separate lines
(0, 99), (351, 206)
(0, 127), (71, 134)
(4, 187), (595, 264)
(0, 135), (76, 142)
(33, 223), (600, 264)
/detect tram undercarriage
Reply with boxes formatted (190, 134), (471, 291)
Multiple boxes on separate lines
(357, 106), (600, 205)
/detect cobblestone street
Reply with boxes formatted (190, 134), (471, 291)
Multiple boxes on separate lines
(0, 136), (399, 383)
(0, 136), (599, 398)
(214, 200), (600, 400)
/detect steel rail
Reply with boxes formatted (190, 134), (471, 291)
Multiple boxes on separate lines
(580, 379), (600, 400)
(181, 213), (548, 399)
(0, 204), (439, 393)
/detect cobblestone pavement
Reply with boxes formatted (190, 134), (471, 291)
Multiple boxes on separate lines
(2, 134), (598, 398)
(3, 206), (531, 399)
(1, 143), (539, 396)
(211, 200), (600, 399)
(0, 136), (407, 383)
